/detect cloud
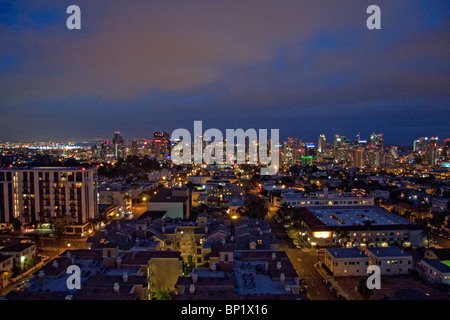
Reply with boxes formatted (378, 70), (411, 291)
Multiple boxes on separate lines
(0, 0), (449, 142)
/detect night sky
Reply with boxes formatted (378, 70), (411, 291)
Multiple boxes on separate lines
(0, 0), (449, 145)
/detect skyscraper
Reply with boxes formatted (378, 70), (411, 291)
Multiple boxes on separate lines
(150, 131), (171, 159)
(131, 140), (139, 157)
(318, 134), (326, 153)
(427, 137), (438, 166)
(112, 131), (125, 160)
(443, 139), (450, 160)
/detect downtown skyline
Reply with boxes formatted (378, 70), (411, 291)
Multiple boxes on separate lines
(0, 0), (449, 144)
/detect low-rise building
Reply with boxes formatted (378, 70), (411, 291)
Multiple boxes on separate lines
(0, 242), (37, 272)
(148, 187), (190, 219)
(173, 250), (306, 300)
(296, 206), (427, 248)
(365, 247), (412, 275)
(323, 248), (369, 277)
(419, 259), (450, 286)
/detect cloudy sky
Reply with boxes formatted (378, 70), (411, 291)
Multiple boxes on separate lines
(0, 0), (449, 145)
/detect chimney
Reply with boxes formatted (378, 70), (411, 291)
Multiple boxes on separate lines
(113, 283), (120, 293)
(277, 261), (282, 270)
(38, 271), (45, 287)
(52, 260), (59, 268)
(272, 252), (276, 260)
(189, 284), (195, 294)
(192, 273), (198, 284)
(280, 273), (285, 289)
(123, 273), (128, 282)
(285, 285), (291, 294)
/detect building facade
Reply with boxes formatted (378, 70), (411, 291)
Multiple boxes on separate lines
(0, 167), (98, 224)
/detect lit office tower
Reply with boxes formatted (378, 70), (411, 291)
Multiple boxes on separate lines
(131, 140), (139, 157)
(334, 135), (341, 147)
(112, 131), (125, 160)
(150, 131), (171, 159)
(443, 139), (450, 160)
(427, 137), (438, 166)
(354, 148), (363, 169)
(413, 137), (429, 153)
(369, 133), (384, 149)
(318, 134), (327, 153)
(0, 167), (98, 225)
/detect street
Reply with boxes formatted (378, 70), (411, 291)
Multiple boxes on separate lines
(266, 211), (337, 300)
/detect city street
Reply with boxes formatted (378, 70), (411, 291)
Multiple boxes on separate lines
(266, 213), (337, 300)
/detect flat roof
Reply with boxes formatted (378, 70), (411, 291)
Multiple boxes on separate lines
(422, 260), (450, 273)
(326, 248), (368, 259)
(150, 189), (189, 203)
(308, 206), (415, 227)
(0, 242), (35, 253)
(365, 247), (411, 258)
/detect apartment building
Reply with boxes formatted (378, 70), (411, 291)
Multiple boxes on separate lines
(323, 248), (369, 276)
(365, 247), (412, 275)
(0, 167), (98, 225)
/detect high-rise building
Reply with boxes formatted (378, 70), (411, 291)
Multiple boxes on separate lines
(443, 139), (450, 160)
(131, 140), (139, 157)
(0, 167), (98, 225)
(150, 131), (171, 159)
(354, 148), (363, 169)
(318, 134), (327, 153)
(112, 131), (125, 160)
(427, 137), (438, 166)
(369, 133), (384, 149)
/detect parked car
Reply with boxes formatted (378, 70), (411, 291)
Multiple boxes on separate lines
(330, 287), (338, 296)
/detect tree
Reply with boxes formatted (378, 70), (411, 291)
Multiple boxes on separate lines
(152, 288), (173, 300)
(357, 278), (374, 300)
(183, 255), (195, 276)
(420, 228), (431, 249)
(50, 215), (75, 254)
(238, 197), (268, 220)
(10, 217), (22, 232)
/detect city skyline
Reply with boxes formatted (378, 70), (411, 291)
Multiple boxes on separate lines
(1, 1), (449, 144)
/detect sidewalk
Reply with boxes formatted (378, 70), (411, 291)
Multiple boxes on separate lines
(1, 260), (44, 296)
(313, 262), (354, 300)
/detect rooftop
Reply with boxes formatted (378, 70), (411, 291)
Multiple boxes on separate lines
(325, 247), (368, 259)
(307, 206), (416, 227)
(0, 242), (35, 253)
(422, 260), (450, 273)
(365, 246), (412, 258)
(150, 188), (189, 203)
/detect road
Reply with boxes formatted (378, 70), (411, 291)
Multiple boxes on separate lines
(431, 233), (450, 248)
(266, 211), (336, 300)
